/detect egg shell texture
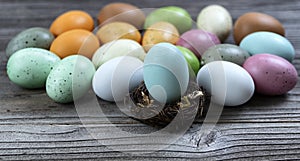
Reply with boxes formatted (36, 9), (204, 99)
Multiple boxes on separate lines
(6, 27), (54, 57)
(7, 48), (60, 89)
(243, 54), (298, 95)
(46, 55), (95, 103)
(176, 46), (200, 74)
(240, 31), (295, 62)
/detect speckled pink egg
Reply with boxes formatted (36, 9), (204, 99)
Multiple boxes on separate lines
(176, 29), (220, 59)
(243, 53), (298, 95)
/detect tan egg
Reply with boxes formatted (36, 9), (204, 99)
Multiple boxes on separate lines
(234, 12), (285, 45)
(142, 22), (179, 52)
(96, 22), (141, 44)
(97, 2), (145, 29)
(50, 29), (100, 59)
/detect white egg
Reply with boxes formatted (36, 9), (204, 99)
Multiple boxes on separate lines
(196, 61), (254, 106)
(92, 39), (146, 69)
(92, 56), (143, 102)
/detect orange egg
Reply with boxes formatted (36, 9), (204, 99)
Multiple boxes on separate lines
(142, 22), (179, 51)
(96, 22), (141, 44)
(50, 29), (100, 59)
(50, 10), (94, 36)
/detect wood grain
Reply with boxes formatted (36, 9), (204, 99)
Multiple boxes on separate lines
(1, 0), (300, 160)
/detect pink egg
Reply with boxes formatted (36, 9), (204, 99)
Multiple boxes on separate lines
(243, 53), (298, 95)
(176, 29), (220, 59)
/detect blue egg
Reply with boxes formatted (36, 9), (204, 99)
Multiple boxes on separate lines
(144, 43), (189, 103)
(240, 31), (295, 62)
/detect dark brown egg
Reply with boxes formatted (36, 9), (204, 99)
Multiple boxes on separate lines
(97, 2), (145, 29)
(234, 12), (285, 45)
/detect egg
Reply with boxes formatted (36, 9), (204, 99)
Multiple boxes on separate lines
(240, 31), (295, 62)
(197, 61), (255, 106)
(7, 48), (60, 89)
(6, 27), (54, 57)
(50, 29), (100, 59)
(176, 46), (200, 74)
(46, 55), (95, 103)
(50, 10), (94, 36)
(97, 2), (145, 29)
(144, 6), (192, 34)
(92, 56), (144, 102)
(92, 39), (146, 69)
(96, 22), (141, 44)
(142, 22), (179, 52)
(144, 43), (189, 103)
(176, 29), (221, 59)
(202, 44), (250, 66)
(243, 54), (298, 95)
(197, 5), (232, 42)
(234, 12), (285, 45)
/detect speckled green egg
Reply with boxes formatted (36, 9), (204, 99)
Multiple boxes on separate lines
(6, 27), (55, 57)
(202, 44), (250, 66)
(46, 55), (95, 103)
(6, 48), (60, 89)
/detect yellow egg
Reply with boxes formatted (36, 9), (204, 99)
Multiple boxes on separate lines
(142, 22), (179, 51)
(96, 22), (141, 44)
(50, 10), (94, 36)
(50, 29), (100, 59)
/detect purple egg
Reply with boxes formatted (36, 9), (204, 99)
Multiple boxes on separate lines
(176, 29), (220, 59)
(243, 53), (298, 95)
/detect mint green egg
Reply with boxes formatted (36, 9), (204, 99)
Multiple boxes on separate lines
(46, 55), (95, 103)
(6, 48), (60, 89)
(6, 27), (54, 57)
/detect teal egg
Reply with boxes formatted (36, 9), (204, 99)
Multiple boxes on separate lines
(6, 27), (55, 57)
(6, 48), (60, 89)
(202, 44), (250, 66)
(240, 31), (295, 62)
(46, 55), (95, 103)
(144, 6), (192, 34)
(144, 43), (189, 103)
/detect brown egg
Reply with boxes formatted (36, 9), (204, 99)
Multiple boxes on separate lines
(97, 2), (145, 29)
(234, 12), (285, 45)
(142, 22), (179, 52)
(96, 22), (141, 44)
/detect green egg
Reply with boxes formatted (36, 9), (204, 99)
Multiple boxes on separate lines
(6, 27), (55, 57)
(202, 44), (250, 66)
(176, 46), (200, 74)
(6, 48), (60, 89)
(144, 6), (192, 34)
(46, 55), (95, 103)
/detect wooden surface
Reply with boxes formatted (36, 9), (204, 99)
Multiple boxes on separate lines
(1, 0), (300, 160)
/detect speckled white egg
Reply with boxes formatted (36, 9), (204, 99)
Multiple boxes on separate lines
(144, 43), (189, 103)
(46, 55), (95, 103)
(92, 56), (144, 102)
(92, 39), (146, 69)
(197, 61), (255, 106)
(7, 48), (60, 89)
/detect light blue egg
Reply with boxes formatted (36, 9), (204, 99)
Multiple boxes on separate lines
(144, 43), (189, 103)
(240, 31), (295, 62)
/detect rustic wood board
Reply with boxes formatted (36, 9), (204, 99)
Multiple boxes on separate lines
(1, 0), (300, 160)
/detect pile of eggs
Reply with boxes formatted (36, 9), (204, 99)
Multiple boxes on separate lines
(6, 3), (298, 107)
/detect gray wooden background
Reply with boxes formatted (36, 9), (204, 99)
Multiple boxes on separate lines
(1, 0), (300, 160)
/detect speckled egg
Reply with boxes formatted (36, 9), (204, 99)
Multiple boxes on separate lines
(243, 54), (298, 95)
(202, 44), (250, 66)
(96, 22), (141, 44)
(7, 48), (60, 89)
(240, 31), (295, 62)
(46, 55), (95, 103)
(197, 61), (255, 106)
(142, 21), (179, 52)
(144, 43), (189, 103)
(176, 29), (221, 59)
(6, 27), (54, 57)
(92, 39), (146, 69)
(197, 5), (232, 42)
